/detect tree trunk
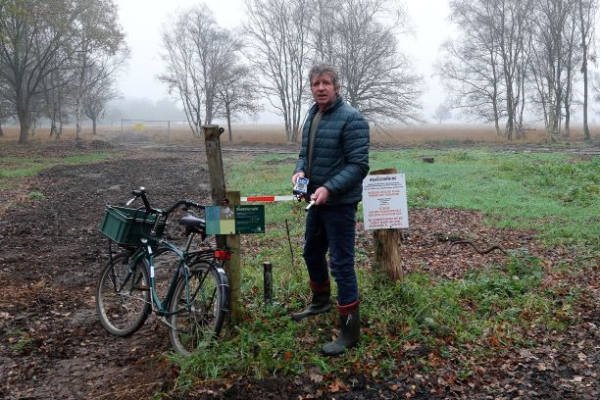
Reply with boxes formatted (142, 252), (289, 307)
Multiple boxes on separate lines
(92, 118), (97, 135)
(0, 121), (4, 137)
(505, 81), (514, 141)
(370, 168), (404, 282)
(75, 99), (83, 140)
(226, 107), (233, 141)
(17, 103), (30, 144)
(579, 0), (591, 141)
(373, 230), (403, 282)
(31, 115), (37, 138)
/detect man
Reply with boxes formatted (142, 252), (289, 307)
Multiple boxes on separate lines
(291, 63), (370, 356)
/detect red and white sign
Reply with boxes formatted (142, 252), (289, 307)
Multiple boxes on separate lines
(362, 174), (409, 230)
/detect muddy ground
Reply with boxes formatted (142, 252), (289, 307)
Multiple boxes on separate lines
(0, 139), (599, 399)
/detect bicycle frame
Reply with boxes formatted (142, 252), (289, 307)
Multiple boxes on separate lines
(121, 235), (221, 317)
(97, 187), (231, 355)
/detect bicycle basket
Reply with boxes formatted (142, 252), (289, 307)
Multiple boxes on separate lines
(99, 205), (165, 247)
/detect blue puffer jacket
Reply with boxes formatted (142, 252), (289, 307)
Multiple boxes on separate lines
(294, 95), (370, 205)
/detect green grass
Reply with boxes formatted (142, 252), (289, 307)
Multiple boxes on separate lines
(169, 149), (598, 388)
(370, 150), (600, 249)
(0, 153), (112, 179)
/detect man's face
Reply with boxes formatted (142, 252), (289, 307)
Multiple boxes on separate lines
(311, 74), (337, 111)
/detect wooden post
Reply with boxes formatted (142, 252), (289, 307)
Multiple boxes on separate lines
(203, 125), (227, 248)
(202, 125), (242, 322)
(226, 190), (242, 321)
(263, 262), (273, 305)
(370, 168), (404, 282)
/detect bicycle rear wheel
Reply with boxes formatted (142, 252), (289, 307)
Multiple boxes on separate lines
(96, 252), (151, 337)
(168, 260), (228, 356)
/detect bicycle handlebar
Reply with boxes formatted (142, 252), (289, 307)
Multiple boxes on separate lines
(128, 187), (205, 216)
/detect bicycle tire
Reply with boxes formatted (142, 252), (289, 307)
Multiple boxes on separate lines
(96, 252), (151, 337)
(168, 259), (228, 356)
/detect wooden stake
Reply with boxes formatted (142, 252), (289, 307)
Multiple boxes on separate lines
(370, 168), (404, 282)
(226, 190), (242, 321)
(202, 125), (242, 320)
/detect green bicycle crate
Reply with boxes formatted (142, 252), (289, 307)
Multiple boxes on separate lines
(99, 205), (165, 247)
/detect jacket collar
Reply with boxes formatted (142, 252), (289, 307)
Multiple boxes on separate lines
(309, 95), (344, 116)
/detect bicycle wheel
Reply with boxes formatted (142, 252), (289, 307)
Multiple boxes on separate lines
(168, 260), (228, 356)
(96, 252), (151, 337)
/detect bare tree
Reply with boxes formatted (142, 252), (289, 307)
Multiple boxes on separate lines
(244, 0), (315, 142)
(71, 0), (127, 140)
(39, 48), (76, 139)
(578, 0), (597, 141)
(160, 5), (241, 137)
(440, 1), (505, 135)
(215, 64), (263, 140)
(433, 103), (452, 124)
(562, 8), (583, 138)
(333, 0), (422, 124)
(528, 0), (578, 142)
(82, 69), (120, 135)
(496, 0), (534, 140)
(441, 0), (534, 139)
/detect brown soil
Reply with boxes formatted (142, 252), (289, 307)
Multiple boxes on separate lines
(0, 139), (599, 399)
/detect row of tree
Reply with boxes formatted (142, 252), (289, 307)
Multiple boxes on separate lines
(2, 0), (597, 143)
(160, 0), (423, 142)
(438, 0), (597, 142)
(0, 0), (127, 143)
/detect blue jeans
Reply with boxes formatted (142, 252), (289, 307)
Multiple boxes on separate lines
(303, 203), (358, 305)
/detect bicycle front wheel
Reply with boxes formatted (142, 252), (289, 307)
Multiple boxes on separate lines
(95, 252), (151, 337)
(169, 260), (228, 356)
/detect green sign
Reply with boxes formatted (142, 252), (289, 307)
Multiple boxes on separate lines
(205, 205), (265, 235)
(235, 205), (265, 234)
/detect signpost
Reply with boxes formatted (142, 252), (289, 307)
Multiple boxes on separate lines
(362, 169), (408, 282)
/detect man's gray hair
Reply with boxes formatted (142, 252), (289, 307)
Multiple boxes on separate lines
(309, 63), (341, 91)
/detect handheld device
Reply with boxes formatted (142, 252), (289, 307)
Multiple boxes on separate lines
(293, 177), (309, 199)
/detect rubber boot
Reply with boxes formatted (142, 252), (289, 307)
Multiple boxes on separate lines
(322, 303), (360, 356)
(291, 292), (331, 321)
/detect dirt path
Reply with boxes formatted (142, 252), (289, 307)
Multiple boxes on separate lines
(1, 142), (211, 399)
(1, 140), (599, 399)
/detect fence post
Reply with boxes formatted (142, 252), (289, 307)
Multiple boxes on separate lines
(263, 262), (273, 305)
(202, 125), (242, 321)
(203, 125), (227, 248)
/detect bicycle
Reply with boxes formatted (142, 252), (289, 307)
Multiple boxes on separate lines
(95, 187), (230, 356)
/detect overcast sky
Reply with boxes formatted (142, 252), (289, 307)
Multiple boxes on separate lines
(116, 0), (452, 123)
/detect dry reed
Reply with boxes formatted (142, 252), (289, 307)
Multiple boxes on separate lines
(0, 123), (594, 145)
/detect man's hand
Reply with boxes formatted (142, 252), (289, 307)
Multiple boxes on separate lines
(311, 186), (329, 205)
(292, 172), (305, 186)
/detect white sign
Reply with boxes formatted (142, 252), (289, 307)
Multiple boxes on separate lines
(362, 173), (409, 230)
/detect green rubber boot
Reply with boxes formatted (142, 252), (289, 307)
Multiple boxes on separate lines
(322, 311), (360, 356)
(291, 292), (331, 321)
